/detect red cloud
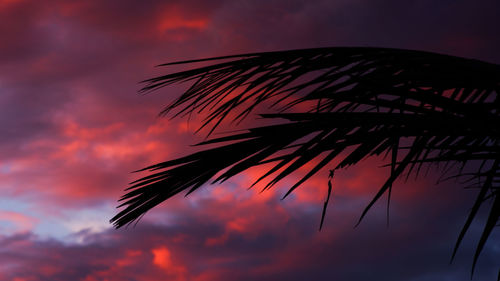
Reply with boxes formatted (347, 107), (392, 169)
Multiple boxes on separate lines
(0, 0), (498, 280)
(151, 246), (187, 280)
(0, 180), (491, 281)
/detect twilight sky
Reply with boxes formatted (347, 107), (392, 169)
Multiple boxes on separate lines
(0, 0), (499, 280)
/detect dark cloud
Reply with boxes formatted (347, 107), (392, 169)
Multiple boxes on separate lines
(0, 0), (498, 280)
(0, 183), (497, 280)
(206, 0), (500, 62)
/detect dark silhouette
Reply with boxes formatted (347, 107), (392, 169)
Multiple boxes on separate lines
(111, 47), (499, 277)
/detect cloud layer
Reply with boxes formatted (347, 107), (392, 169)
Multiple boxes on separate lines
(0, 0), (499, 280)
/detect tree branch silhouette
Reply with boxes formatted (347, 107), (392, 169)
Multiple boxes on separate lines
(111, 47), (500, 277)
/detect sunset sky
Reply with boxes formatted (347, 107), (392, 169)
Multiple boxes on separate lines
(0, 0), (499, 280)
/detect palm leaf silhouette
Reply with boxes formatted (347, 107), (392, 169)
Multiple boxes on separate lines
(111, 47), (500, 276)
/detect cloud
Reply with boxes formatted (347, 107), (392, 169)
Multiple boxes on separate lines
(0, 183), (497, 281)
(151, 246), (187, 280)
(0, 211), (38, 234)
(0, 0), (499, 280)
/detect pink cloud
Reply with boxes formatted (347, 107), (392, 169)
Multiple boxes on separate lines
(0, 0), (498, 280)
(0, 183), (491, 281)
(0, 211), (38, 233)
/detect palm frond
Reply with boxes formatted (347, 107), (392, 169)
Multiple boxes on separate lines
(111, 47), (500, 275)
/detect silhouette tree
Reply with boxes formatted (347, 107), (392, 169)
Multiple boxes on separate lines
(111, 47), (499, 277)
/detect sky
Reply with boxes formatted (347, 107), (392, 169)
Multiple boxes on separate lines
(0, 0), (499, 280)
